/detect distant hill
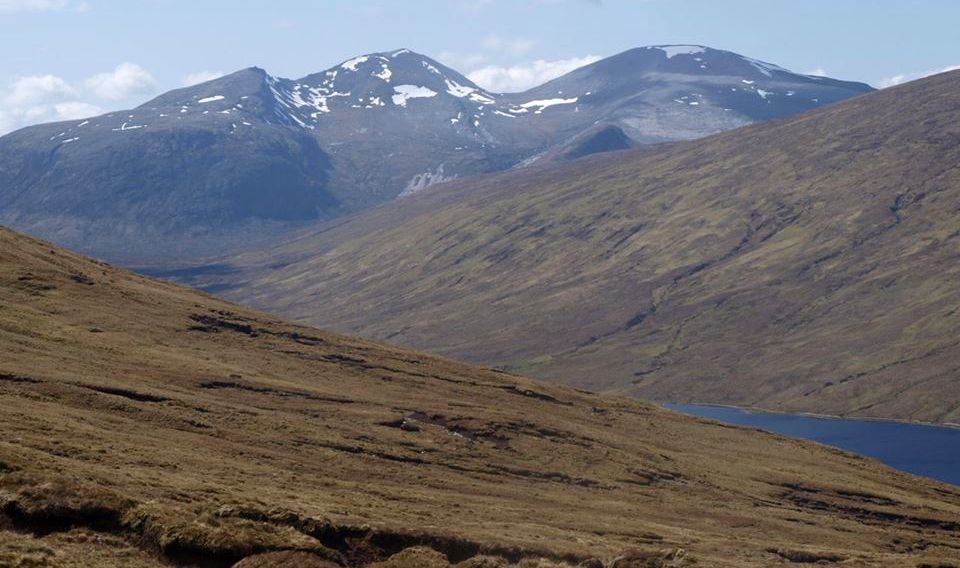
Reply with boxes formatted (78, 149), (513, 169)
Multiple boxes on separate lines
(0, 46), (871, 263)
(191, 69), (960, 425)
(3, 226), (960, 566)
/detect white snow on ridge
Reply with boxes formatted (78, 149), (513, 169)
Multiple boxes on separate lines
(287, 83), (351, 116)
(445, 79), (474, 97)
(198, 95), (225, 104)
(756, 89), (773, 100)
(653, 45), (707, 59)
(341, 55), (370, 71)
(520, 97), (578, 114)
(741, 55), (790, 78)
(444, 79), (496, 104)
(392, 85), (438, 107)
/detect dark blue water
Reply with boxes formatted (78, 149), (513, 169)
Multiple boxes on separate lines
(665, 404), (960, 486)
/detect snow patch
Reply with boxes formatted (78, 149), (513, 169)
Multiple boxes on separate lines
(399, 164), (455, 197)
(653, 45), (707, 59)
(741, 56), (790, 78)
(112, 122), (146, 131)
(341, 55), (369, 71)
(520, 97), (578, 114)
(392, 85), (437, 107)
(374, 64), (392, 82)
(197, 95), (225, 103)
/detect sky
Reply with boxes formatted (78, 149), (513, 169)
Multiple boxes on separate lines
(1, 0), (958, 134)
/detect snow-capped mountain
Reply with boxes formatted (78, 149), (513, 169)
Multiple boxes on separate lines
(504, 45), (875, 157)
(0, 46), (873, 263)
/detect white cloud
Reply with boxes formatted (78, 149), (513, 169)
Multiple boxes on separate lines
(182, 71), (225, 87)
(442, 32), (598, 92)
(0, 63), (154, 134)
(879, 64), (960, 89)
(52, 100), (102, 117)
(467, 55), (601, 92)
(805, 67), (827, 77)
(84, 62), (155, 100)
(5, 74), (76, 105)
(0, 100), (102, 135)
(1, 73), (87, 133)
(0, 0), (89, 13)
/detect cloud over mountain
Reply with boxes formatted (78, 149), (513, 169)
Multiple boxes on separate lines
(467, 55), (602, 92)
(0, 62), (154, 134)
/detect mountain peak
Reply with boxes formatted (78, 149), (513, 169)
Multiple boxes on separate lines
(645, 44), (710, 58)
(321, 49), (479, 88)
(287, 49), (492, 116)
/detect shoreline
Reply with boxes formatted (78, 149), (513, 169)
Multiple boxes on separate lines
(660, 401), (960, 431)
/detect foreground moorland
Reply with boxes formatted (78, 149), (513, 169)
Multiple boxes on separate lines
(2, 228), (960, 567)
(191, 69), (960, 425)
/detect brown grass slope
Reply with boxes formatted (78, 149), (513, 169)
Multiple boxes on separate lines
(199, 69), (960, 425)
(3, 228), (960, 566)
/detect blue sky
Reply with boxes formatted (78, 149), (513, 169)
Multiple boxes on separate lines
(2, 0), (958, 133)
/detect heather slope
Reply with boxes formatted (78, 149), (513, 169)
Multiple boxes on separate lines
(3, 226), (960, 566)
(198, 70), (960, 424)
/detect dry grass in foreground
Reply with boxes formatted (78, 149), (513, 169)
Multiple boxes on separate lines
(1, 226), (960, 567)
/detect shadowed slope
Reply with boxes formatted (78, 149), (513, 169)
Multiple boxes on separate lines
(198, 69), (960, 425)
(2, 227), (960, 566)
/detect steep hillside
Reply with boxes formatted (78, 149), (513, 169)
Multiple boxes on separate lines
(0, 46), (871, 264)
(3, 227), (960, 566)
(193, 70), (960, 425)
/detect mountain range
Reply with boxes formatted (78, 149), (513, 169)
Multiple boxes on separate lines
(0, 45), (872, 262)
(181, 68), (960, 425)
(3, 225), (960, 567)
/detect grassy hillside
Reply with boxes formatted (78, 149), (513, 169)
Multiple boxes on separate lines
(195, 69), (960, 425)
(3, 226), (960, 566)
